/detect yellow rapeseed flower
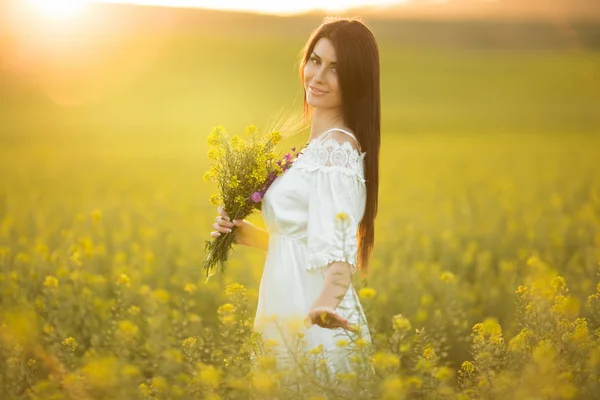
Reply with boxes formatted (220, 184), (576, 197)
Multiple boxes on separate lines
(234, 195), (246, 207)
(381, 376), (404, 400)
(128, 305), (140, 316)
(91, 209), (102, 222)
(440, 271), (456, 283)
(335, 212), (350, 222)
(308, 344), (323, 355)
(197, 364), (221, 389)
(61, 337), (78, 352)
(43, 276), (58, 288)
(245, 125), (258, 136)
(116, 273), (131, 287)
(225, 283), (246, 297)
(230, 135), (246, 151)
(207, 125), (226, 146)
(252, 371), (276, 393)
(423, 347), (436, 360)
(218, 303), (235, 314)
(392, 314), (412, 333)
(182, 337), (197, 348)
(117, 320), (140, 340)
(267, 131), (282, 145)
(359, 287), (376, 300)
(209, 193), (222, 207)
(371, 352), (400, 370)
(208, 147), (224, 161)
(435, 366), (454, 382)
(184, 283), (197, 293)
(461, 361), (475, 374)
(229, 175), (240, 189)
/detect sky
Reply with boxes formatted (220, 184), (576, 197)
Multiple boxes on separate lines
(85, 0), (405, 15)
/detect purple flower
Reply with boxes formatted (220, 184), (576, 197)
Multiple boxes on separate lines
(251, 191), (262, 203)
(284, 153), (291, 161)
(291, 147), (296, 152)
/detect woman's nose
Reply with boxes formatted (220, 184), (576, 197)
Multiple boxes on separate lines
(313, 66), (326, 82)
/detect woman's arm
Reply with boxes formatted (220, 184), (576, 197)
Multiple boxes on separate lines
(224, 218), (269, 252)
(309, 261), (352, 310)
(305, 261), (356, 332)
(247, 223), (269, 251)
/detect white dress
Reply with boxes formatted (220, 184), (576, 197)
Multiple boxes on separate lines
(254, 127), (372, 376)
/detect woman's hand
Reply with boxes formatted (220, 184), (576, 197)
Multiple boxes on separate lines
(210, 206), (255, 247)
(305, 306), (358, 332)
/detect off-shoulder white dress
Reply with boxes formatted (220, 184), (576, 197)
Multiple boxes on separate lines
(254, 127), (371, 376)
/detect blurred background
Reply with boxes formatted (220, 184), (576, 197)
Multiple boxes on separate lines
(1, 1), (600, 396)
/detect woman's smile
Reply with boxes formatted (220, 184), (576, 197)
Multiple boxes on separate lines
(309, 85), (329, 95)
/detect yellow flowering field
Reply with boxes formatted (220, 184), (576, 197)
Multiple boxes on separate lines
(1, 130), (599, 399)
(2, 7), (600, 398)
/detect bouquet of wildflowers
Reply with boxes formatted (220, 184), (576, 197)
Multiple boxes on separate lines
(202, 124), (305, 278)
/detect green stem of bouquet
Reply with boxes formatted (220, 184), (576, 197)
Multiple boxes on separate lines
(203, 207), (246, 281)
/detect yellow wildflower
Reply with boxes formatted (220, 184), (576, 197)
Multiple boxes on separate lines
(245, 125), (257, 136)
(423, 347), (436, 360)
(182, 337), (197, 348)
(252, 371), (276, 393)
(43, 276), (58, 288)
(209, 193), (222, 207)
(440, 271), (456, 283)
(91, 209), (102, 222)
(128, 305), (140, 316)
(116, 273), (130, 287)
(371, 352), (400, 370)
(62, 337), (78, 352)
(225, 283), (246, 297)
(234, 195), (246, 206)
(461, 360), (475, 374)
(267, 130), (282, 145)
(117, 320), (139, 340)
(308, 344), (323, 355)
(197, 364), (221, 389)
(359, 287), (376, 300)
(229, 175), (240, 189)
(392, 314), (412, 333)
(207, 125), (226, 146)
(218, 303), (235, 314)
(336, 339), (349, 348)
(230, 135), (246, 151)
(435, 366), (454, 382)
(381, 375), (405, 400)
(335, 212), (350, 222)
(184, 283), (197, 294)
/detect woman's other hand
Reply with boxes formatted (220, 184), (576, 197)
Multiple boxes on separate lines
(210, 206), (255, 247)
(305, 306), (358, 332)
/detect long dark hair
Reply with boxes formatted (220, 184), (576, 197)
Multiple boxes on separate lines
(299, 17), (381, 275)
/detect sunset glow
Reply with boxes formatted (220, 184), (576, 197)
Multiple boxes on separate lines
(28, 0), (87, 19)
(88, 0), (404, 15)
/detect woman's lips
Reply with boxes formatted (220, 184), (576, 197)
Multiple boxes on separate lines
(309, 85), (328, 95)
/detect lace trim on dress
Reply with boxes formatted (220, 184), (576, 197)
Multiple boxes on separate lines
(294, 138), (366, 183)
(307, 250), (358, 274)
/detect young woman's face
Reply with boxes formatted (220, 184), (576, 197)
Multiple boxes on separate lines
(303, 38), (342, 112)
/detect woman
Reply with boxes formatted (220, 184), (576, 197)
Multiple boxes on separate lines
(210, 17), (380, 375)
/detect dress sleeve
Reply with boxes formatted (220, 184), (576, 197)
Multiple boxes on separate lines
(306, 167), (366, 274)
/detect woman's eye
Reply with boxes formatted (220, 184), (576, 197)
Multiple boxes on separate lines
(331, 67), (337, 73)
(311, 57), (320, 65)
